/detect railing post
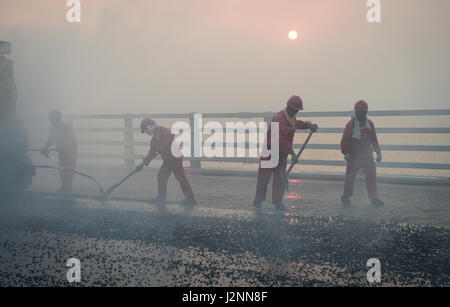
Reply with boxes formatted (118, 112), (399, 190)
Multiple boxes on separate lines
(263, 115), (272, 135)
(189, 113), (201, 168)
(123, 113), (135, 168)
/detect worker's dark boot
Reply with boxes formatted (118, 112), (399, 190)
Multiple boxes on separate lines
(253, 199), (262, 209)
(370, 198), (384, 207)
(275, 203), (287, 212)
(341, 195), (351, 206)
(57, 186), (72, 195)
(157, 203), (167, 214)
(180, 198), (197, 206)
(149, 197), (167, 214)
(149, 197), (165, 205)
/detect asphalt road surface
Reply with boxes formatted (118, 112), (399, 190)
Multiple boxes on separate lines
(0, 193), (448, 286)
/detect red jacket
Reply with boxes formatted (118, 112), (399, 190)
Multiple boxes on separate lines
(340, 118), (381, 158)
(265, 109), (312, 157)
(144, 126), (178, 163)
(47, 122), (77, 155)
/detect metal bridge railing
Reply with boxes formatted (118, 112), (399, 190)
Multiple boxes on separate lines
(69, 110), (450, 176)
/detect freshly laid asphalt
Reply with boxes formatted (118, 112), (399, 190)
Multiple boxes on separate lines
(0, 193), (448, 286)
(30, 165), (450, 227)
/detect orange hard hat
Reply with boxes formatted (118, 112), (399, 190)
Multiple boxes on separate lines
(49, 110), (62, 122)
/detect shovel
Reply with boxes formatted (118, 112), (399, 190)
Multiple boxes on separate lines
(282, 130), (314, 192)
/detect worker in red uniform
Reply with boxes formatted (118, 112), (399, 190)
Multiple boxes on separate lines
(340, 100), (384, 207)
(41, 110), (78, 194)
(136, 118), (196, 206)
(253, 96), (318, 211)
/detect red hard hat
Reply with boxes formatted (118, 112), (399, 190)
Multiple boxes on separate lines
(49, 110), (62, 122)
(354, 100), (369, 111)
(286, 95), (304, 111)
(140, 118), (156, 133)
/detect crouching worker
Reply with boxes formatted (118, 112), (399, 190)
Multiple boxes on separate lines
(136, 118), (196, 206)
(41, 110), (77, 194)
(253, 95), (318, 211)
(340, 100), (384, 207)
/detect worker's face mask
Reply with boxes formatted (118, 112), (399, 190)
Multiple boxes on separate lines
(355, 111), (367, 121)
(144, 124), (155, 135)
(286, 106), (299, 117)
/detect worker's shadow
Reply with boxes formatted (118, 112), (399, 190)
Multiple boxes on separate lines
(253, 208), (286, 225)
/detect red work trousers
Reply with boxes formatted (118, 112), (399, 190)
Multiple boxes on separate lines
(343, 156), (378, 199)
(58, 148), (77, 190)
(157, 158), (195, 201)
(255, 155), (288, 205)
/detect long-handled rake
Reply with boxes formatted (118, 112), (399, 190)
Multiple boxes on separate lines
(26, 148), (58, 158)
(26, 148), (58, 152)
(282, 130), (315, 192)
(101, 168), (140, 201)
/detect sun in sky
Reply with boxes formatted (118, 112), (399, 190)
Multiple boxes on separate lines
(288, 30), (298, 40)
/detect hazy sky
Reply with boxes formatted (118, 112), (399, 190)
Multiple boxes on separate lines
(1, 0), (449, 115)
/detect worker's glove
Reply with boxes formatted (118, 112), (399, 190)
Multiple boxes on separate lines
(376, 153), (382, 163)
(41, 148), (50, 158)
(344, 154), (351, 162)
(144, 158), (152, 166)
(310, 124), (319, 133)
(135, 163), (145, 172)
(290, 153), (299, 165)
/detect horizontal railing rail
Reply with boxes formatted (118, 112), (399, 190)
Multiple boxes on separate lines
(69, 109), (450, 175)
(70, 109), (450, 119)
(75, 127), (450, 134)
